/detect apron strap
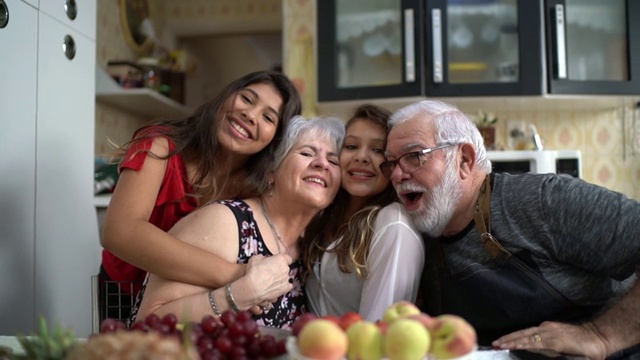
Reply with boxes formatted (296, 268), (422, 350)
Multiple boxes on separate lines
(473, 175), (510, 260)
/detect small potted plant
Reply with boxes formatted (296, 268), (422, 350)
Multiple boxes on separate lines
(471, 110), (498, 150)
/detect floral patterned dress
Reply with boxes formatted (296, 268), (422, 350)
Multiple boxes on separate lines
(127, 199), (307, 329)
(221, 199), (307, 329)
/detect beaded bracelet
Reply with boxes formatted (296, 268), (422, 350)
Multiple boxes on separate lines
(225, 283), (241, 312)
(208, 289), (221, 316)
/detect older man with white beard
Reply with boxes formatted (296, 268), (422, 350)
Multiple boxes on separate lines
(381, 100), (640, 360)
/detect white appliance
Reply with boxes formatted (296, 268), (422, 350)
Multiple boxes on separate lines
(486, 150), (582, 178)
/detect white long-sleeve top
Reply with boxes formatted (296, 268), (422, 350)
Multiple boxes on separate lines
(306, 202), (425, 322)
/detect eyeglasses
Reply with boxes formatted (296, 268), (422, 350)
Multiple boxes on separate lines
(379, 143), (457, 179)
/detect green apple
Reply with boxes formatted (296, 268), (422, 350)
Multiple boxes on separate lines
(385, 318), (431, 360)
(382, 301), (421, 324)
(298, 319), (348, 360)
(346, 321), (383, 360)
(428, 314), (477, 359)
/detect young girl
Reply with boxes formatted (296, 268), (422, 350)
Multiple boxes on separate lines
(99, 70), (301, 320)
(301, 104), (424, 321)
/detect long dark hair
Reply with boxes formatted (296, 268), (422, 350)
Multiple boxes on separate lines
(301, 104), (398, 279)
(114, 70), (302, 202)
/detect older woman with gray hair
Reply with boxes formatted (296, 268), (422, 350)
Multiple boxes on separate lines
(129, 115), (345, 328)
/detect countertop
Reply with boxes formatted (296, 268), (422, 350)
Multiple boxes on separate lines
(3, 335), (573, 360)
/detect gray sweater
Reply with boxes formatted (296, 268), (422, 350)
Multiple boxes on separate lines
(437, 172), (640, 308)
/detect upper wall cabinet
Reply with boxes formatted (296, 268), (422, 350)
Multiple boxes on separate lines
(317, 0), (425, 101)
(317, 0), (640, 101)
(39, 0), (96, 39)
(545, 0), (640, 95)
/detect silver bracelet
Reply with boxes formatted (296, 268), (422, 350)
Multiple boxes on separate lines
(225, 283), (241, 312)
(208, 289), (221, 316)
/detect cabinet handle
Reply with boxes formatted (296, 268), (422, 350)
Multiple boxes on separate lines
(0, 0), (8, 29)
(554, 4), (567, 79)
(431, 8), (443, 83)
(404, 8), (415, 83)
(63, 34), (76, 60)
(65, 0), (77, 20)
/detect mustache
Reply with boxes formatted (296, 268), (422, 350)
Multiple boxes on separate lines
(395, 182), (427, 196)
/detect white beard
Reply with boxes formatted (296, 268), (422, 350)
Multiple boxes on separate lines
(408, 158), (462, 237)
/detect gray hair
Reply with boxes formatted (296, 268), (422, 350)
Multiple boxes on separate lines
(262, 115), (345, 192)
(389, 100), (492, 174)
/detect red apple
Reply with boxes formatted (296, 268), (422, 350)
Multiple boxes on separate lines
(375, 320), (389, 335)
(339, 312), (363, 331)
(291, 312), (318, 336)
(407, 312), (436, 329)
(321, 315), (341, 326)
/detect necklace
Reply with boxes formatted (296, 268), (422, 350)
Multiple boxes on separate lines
(259, 197), (287, 255)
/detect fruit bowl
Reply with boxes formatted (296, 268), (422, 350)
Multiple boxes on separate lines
(286, 336), (477, 360)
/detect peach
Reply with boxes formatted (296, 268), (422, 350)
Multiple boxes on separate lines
(385, 319), (431, 360)
(428, 314), (477, 359)
(297, 319), (348, 360)
(382, 301), (421, 324)
(346, 321), (383, 360)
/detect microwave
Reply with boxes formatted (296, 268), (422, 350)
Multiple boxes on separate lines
(486, 150), (582, 178)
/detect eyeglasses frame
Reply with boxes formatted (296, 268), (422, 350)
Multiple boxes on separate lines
(379, 142), (458, 178)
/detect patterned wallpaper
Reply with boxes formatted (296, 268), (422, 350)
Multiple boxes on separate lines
(489, 106), (640, 199)
(95, 0), (640, 200)
(95, 0), (148, 157)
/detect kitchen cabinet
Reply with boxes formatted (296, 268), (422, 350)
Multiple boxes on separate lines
(0, 0), (37, 335)
(545, 0), (640, 94)
(317, 0), (425, 101)
(35, 9), (100, 337)
(316, 0), (640, 102)
(425, 0), (543, 97)
(39, 0), (96, 40)
(0, 0), (99, 336)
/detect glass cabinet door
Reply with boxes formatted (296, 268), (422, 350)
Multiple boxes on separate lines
(426, 0), (544, 96)
(546, 0), (640, 94)
(317, 0), (424, 101)
(447, 0), (519, 84)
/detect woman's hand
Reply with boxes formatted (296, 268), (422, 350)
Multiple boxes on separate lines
(230, 254), (293, 310)
(492, 321), (608, 360)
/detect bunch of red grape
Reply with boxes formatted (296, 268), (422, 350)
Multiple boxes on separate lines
(100, 310), (288, 360)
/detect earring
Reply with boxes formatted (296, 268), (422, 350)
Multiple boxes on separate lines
(267, 181), (274, 197)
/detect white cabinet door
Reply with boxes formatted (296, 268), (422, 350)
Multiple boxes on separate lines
(20, 0), (38, 8)
(39, 0), (95, 39)
(35, 11), (99, 337)
(0, 0), (37, 335)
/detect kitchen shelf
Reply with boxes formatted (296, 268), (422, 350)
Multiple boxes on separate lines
(95, 66), (193, 119)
